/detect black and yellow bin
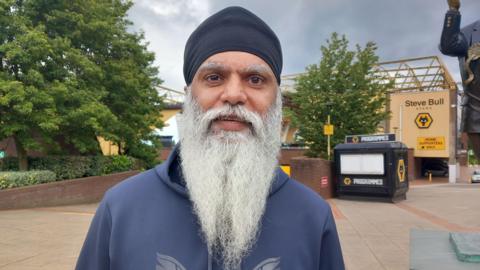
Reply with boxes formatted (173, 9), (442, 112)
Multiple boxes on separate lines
(334, 141), (409, 202)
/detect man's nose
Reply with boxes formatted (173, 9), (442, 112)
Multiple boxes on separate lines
(220, 76), (247, 105)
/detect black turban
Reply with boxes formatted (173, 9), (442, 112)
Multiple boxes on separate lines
(183, 6), (283, 85)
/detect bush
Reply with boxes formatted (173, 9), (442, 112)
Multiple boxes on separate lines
(29, 156), (93, 180)
(468, 149), (479, 165)
(0, 170), (56, 190)
(0, 155), (142, 180)
(102, 155), (135, 175)
(0, 157), (18, 171)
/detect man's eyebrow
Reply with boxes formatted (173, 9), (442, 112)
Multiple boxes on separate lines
(196, 62), (229, 73)
(196, 62), (273, 76)
(241, 64), (272, 75)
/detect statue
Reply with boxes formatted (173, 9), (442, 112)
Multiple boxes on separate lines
(440, 0), (480, 158)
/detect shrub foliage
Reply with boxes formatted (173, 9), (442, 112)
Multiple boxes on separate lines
(0, 170), (56, 189)
(0, 155), (142, 180)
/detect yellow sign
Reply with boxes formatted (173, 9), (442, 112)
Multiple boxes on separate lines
(389, 90), (450, 158)
(417, 137), (445, 150)
(397, 159), (406, 182)
(344, 177), (352, 185)
(324, 124), (334, 135)
(415, 113), (433, 129)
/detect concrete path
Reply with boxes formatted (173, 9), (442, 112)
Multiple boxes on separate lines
(0, 205), (96, 270)
(1, 182), (479, 269)
(333, 182), (480, 270)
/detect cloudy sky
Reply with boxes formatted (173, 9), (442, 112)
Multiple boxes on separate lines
(128, 0), (480, 91)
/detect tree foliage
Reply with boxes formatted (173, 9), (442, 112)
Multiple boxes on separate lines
(0, 0), (163, 169)
(288, 33), (391, 158)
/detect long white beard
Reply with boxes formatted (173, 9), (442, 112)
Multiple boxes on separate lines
(177, 90), (282, 270)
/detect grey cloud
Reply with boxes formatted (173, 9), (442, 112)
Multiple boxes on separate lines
(127, 0), (213, 89)
(128, 0), (480, 89)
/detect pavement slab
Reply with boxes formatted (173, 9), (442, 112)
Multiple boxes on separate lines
(410, 229), (480, 270)
(0, 205), (95, 269)
(0, 182), (479, 269)
(450, 232), (480, 263)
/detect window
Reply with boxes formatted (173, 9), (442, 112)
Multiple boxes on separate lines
(340, 154), (384, 175)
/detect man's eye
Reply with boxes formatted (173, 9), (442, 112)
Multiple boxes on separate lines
(205, 74), (221, 82)
(249, 75), (264, 85)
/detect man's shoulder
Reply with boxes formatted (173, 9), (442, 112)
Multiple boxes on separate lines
(277, 176), (332, 213)
(267, 176), (334, 231)
(103, 165), (167, 205)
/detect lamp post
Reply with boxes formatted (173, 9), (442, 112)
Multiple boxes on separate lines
(325, 102), (334, 160)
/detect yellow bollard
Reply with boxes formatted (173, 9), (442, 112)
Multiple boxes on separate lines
(429, 172), (432, 183)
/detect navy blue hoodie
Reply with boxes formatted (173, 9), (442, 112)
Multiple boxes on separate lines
(76, 146), (345, 269)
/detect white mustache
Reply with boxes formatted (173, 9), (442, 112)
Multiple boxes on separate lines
(198, 105), (264, 136)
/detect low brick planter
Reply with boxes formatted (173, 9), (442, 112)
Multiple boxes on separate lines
(0, 170), (139, 210)
(290, 157), (336, 199)
(279, 148), (307, 166)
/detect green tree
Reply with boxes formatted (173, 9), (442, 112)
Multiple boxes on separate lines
(0, 0), (163, 169)
(0, 0), (67, 170)
(288, 33), (391, 158)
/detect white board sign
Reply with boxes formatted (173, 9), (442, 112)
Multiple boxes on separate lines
(340, 154), (385, 175)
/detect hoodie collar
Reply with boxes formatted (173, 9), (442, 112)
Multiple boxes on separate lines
(154, 144), (289, 198)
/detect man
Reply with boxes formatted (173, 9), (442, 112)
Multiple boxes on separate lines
(440, 0), (480, 158)
(76, 6), (344, 270)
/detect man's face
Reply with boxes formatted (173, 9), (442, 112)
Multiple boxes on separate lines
(179, 51), (282, 269)
(189, 51), (278, 134)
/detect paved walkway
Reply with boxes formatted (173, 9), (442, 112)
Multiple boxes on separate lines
(1, 182), (479, 269)
(0, 205), (96, 270)
(334, 182), (480, 270)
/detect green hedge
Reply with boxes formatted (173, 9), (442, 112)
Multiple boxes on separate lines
(0, 170), (56, 190)
(0, 155), (143, 180)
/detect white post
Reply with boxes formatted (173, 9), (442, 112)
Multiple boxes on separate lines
(449, 164), (456, 184)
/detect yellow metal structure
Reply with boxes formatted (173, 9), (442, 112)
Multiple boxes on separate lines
(157, 85), (185, 123)
(161, 109), (181, 123)
(157, 85), (185, 104)
(282, 56), (458, 94)
(374, 56), (457, 92)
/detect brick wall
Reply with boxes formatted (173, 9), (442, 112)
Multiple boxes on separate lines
(0, 170), (139, 210)
(279, 148), (307, 166)
(290, 157), (335, 199)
